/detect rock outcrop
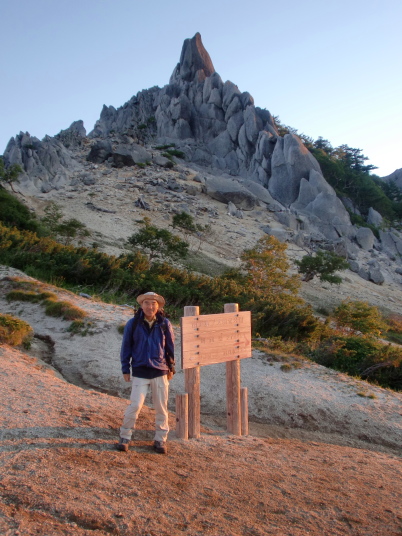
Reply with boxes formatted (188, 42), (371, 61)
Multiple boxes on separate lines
(381, 168), (402, 190)
(3, 32), (402, 287)
(3, 129), (82, 193)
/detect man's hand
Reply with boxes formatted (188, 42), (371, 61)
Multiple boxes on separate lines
(123, 373), (131, 382)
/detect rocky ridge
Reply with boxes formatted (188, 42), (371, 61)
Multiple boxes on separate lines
(3, 33), (402, 294)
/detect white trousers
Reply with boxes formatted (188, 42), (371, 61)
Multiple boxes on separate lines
(120, 375), (169, 442)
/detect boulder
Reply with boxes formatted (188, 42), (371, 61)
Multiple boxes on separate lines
(244, 106), (263, 145)
(153, 155), (171, 167)
(222, 81), (242, 112)
(242, 180), (285, 211)
(379, 230), (398, 257)
(87, 140), (113, 164)
(202, 176), (257, 210)
(369, 268), (385, 285)
(355, 227), (375, 250)
(227, 201), (243, 218)
(348, 260), (360, 273)
(367, 207), (383, 227)
(261, 225), (289, 242)
(303, 193), (351, 238)
(358, 267), (370, 281)
(274, 212), (299, 230)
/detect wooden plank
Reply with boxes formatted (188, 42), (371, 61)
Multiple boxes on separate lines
(241, 387), (249, 436)
(181, 326), (251, 347)
(182, 348), (250, 369)
(175, 393), (188, 440)
(183, 305), (200, 439)
(224, 303), (242, 436)
(181, 311), (251, 334)
(185, 366), (200, 439)
(181, 311), (251, 369)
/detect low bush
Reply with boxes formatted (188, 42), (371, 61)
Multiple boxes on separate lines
(0, 313), (33, 346)
(333, 300), (388, 337)
(43, 299), (87, 321)
(0, 188), (43, 234)
(309, 335), (402, 390)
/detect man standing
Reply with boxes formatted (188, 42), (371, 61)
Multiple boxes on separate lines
(116, 292), (175, 454)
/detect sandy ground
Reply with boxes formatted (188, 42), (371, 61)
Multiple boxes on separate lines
(1, 266), (402, 535)
(3, 154), (402, 534)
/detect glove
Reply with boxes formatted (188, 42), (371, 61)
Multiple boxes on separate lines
(167, 363), (176, 380)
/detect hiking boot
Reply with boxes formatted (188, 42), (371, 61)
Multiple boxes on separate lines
(153, 440), (167, 454)
(116, 438), (130, 452)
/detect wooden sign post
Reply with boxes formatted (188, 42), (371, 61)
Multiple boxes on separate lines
(224, 303), (241, 435)
(184, 306), (200, 439)
(178, 304), (252, 439)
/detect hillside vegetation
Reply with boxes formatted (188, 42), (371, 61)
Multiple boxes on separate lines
(1, 185), (402, 391)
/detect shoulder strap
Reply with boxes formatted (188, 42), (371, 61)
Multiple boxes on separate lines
(131, 309), (142, 335)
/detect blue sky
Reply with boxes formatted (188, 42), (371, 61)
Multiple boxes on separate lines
(1, 0), (401, 176)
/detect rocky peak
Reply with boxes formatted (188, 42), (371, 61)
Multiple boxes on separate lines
(170, 32), (215, 84)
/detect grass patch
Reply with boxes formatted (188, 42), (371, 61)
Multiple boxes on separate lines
(67, 319), (95, 336)
(154, 144), (176, 150)
(357, 391), (377, 399)
(182, 250), (228, 277)
(117, 323), (126, 335)
(0, 313), (33, 346)
(7, 289), (57, 303)
(6, 279), (87, 321)
(164, 148), (185, 159)
(43, 299), (87, 321)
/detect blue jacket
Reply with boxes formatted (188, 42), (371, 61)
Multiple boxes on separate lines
(120, 310), (175, 374)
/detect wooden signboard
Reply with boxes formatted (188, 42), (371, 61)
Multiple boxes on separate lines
(181, 311), (252, 369)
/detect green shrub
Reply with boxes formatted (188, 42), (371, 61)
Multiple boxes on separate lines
(154, 144), (176, 150)
(164, 148), (185, 159)
(310, 335), (402, 390)
(333, 300), (388, 337)
(0, 313), (33, 346)
(0, 188), (42, 234)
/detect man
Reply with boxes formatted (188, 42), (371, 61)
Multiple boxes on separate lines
(116, 291), (175, 454)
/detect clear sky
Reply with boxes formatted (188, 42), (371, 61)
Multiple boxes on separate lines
(1, 0), (401, 176)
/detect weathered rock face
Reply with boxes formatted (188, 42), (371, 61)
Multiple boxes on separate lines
(56, 120), (87, 148)
(170, 32), (215, 84)
(268, 135), (321, 206)
(355, 227), (376, 250)
(367, 207), (383, 227)
(89, 87), (160, 140)
(3, 130), (81, 192)
(381, 168), (402, 190)
(202, 176), (258, 210)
